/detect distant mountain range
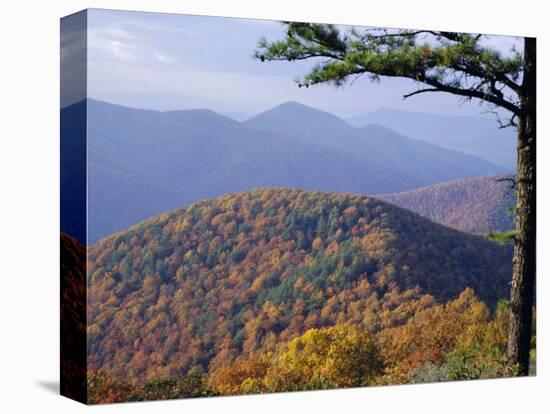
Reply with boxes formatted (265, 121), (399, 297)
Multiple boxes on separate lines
(245, 102), (503, 187)
(87, 188), (512, 380)
(62, 99), (508, 243)
(346, 108), (516, 169)
(378, 175), (515, 234)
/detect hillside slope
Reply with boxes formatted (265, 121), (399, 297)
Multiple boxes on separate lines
(378, 176), (515, 233)
(87, 188), (512, 380)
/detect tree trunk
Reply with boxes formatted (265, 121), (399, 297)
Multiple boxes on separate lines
(506, 37), (536, 376)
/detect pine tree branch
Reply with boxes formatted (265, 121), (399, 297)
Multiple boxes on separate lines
(402, 88), (440, 99)
(256, 24), (524, 115)
(419, 74), (521, 115)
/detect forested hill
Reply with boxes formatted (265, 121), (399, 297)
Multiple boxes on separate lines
(87, 188), (512, 380)
(377, 176), (515, 234)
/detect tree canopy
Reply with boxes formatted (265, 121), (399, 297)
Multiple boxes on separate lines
(255, 24), (524, 124)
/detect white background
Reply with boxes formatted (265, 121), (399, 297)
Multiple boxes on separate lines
(0, 0), (547, 412)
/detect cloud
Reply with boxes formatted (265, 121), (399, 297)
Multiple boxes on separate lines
(87, 24), (139, 63)
(109, 40), (137, 62)
(154, 53), (175, 63)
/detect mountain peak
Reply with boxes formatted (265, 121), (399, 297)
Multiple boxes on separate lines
(251, 101), (347, 121)
(273, 100), (308, 109)
(244, 101), (350, 136)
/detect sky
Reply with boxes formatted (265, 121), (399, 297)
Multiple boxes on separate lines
(81, 8), (522, 119)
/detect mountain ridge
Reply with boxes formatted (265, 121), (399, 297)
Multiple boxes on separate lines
(347, 107), (516, 168)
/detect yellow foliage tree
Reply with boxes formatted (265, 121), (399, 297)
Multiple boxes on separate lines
(263, 324), (383, 391)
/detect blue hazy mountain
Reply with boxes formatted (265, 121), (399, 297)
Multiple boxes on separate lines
(246, 102), (504, 186)
(346, 108), (516, 169)
(62, 99), (507, 243)
(60, 99), (87, 244)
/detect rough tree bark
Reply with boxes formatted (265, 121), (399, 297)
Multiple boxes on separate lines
(507, 37), (536, 376)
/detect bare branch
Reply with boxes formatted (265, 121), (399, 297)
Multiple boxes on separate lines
(402, 87), (439, 99)
(494, 176), (516, 189)
(358, 29), (437, 41)
(487, 108), (518, 129)
(420, 74), (522, 115)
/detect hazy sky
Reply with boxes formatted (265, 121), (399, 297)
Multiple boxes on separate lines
(86, 8), (522, 119)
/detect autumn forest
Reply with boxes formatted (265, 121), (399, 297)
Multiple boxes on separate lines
(63, 187), (531, 403)
(60, 10), (535, 405)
